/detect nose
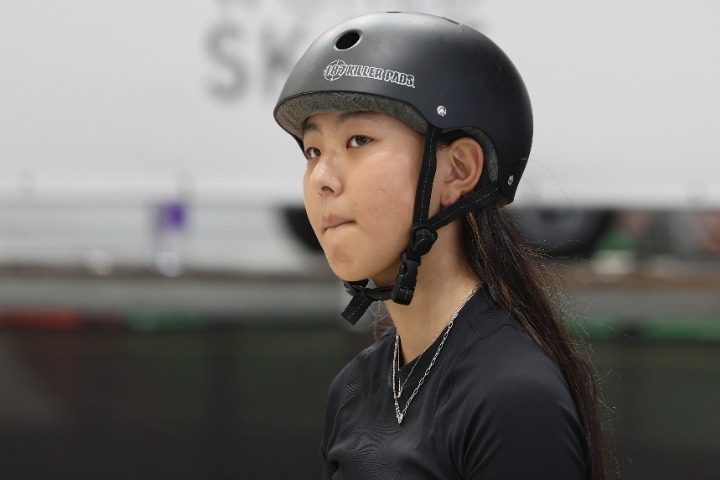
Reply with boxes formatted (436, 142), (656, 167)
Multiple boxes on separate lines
(307, 151), (342, 196)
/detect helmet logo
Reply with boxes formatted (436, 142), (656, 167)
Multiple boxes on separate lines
(323, 59), (415, 88)
(323, 60), (347, 81)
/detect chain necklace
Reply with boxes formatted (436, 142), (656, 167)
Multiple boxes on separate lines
(394, 340), (428, 399)
(391, 284), (480, 424)
(395, 320), (450, 398)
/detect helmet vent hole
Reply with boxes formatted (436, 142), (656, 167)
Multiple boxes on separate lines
(335, 31), (361, 50)
(441, 16), (460, 25)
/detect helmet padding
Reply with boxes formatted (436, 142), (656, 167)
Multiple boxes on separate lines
(276, 91), (499, 183)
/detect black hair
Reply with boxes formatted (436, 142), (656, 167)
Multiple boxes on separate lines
(462, 204), (615, 480)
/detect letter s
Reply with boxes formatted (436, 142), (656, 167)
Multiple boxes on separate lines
(205, 22), (249, 101)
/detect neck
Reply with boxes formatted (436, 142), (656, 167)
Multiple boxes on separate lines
(379, 222), (480, 364)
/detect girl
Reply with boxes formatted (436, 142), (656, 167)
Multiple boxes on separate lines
(274, 12), (609, 480)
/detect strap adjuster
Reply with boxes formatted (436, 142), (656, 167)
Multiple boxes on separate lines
(410, 225), (437, 256)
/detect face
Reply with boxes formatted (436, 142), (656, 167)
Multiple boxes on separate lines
(301, 111), (424, 284)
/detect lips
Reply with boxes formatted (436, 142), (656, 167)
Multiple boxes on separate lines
(322, 213), (352, 231)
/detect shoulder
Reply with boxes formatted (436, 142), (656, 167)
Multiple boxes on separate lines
(450, 320), (577, 420)
(444, 322), (590, 478)
(321, 328), (394, 460)
(325, 328), (394, 412)
(449, 291), (571, 405)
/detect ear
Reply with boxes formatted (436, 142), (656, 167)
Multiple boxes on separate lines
(438, 137), (484, 208)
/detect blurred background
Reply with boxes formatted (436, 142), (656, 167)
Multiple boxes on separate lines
(1, 1), (719, 479)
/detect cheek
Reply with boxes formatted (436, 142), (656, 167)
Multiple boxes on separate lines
(357, 169), (416, 235)
(302, 175), (322, 237)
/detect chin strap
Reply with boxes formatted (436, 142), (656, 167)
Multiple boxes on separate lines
(341, 280), (393, 325)
(340, 126), (500, 325)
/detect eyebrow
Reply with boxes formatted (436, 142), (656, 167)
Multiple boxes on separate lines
(302, 110), (377, 136)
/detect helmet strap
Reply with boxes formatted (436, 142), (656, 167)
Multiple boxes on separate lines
(340, 126), (499, 325)
(389, 124), (441, 306)
(341, 280), (393, 325)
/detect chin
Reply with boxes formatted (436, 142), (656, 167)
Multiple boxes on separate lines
(327, 262), (369, 283)
(327, 260), (400, 288)
(323, 254), (374, 282)
(320, 236), (404, 282)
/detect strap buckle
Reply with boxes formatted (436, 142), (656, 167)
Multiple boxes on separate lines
(391, 251), (420, 305)
(391, 226), (437, 305)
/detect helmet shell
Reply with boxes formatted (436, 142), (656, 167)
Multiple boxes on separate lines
(274, 12), (532, 202)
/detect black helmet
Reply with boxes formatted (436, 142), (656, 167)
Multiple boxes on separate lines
(274, 12), (533, 324)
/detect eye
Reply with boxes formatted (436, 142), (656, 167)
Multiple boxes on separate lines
(348, 135), (372, 148)
(304, 146), (320, 160)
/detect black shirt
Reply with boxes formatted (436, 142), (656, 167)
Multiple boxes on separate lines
(321, 288), (589, 479)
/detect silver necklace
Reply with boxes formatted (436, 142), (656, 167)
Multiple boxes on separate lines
(391, 284), (480, 424)
(394, 344), (425, 399)
(394, 322), (447, 399)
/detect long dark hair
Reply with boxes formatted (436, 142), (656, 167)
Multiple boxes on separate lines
(462, 203), (613, 480)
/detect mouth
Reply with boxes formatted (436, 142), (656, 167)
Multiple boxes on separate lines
(322, 214), (353, 232)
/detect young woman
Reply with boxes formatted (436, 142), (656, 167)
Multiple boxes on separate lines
(274, 12), (609, 480)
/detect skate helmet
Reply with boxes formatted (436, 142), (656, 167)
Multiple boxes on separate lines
(274, 12), (532, 324)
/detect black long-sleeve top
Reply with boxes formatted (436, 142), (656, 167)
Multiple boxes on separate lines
(321, 287), (589, 479)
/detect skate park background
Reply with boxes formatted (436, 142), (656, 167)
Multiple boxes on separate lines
(1, 1), (719, 479)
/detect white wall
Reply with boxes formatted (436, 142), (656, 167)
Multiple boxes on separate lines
(0, 1), (718, 270)
(1, 0), (718, 208)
